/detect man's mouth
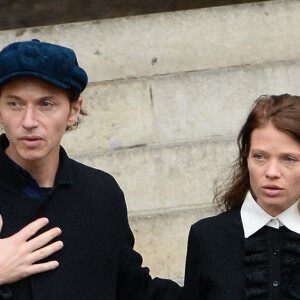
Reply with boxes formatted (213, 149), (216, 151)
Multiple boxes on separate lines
(21, 135), (42, 140)
(20, 136), (43, 147)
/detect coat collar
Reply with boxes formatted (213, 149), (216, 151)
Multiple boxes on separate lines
(0, 133), (73, 193)
(241, 191), (300, 238)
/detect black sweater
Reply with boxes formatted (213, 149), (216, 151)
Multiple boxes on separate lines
(182, 208), (300, 300)
(0, 134), (181, 300)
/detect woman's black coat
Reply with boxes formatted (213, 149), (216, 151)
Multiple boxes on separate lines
(182, 207), (300, 300)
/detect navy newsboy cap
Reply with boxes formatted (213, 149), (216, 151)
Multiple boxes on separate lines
(0, 39), (88, 93)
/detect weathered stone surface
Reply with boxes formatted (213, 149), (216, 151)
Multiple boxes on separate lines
(0, 0), (268, 31)
(69, 137), (236, 212)
(151, 61), (300, 144)
(0, 0), (299, 82)
(62, 60), (300, 151)
(129, 206), (217, 282)
(62, 80), (156, 151)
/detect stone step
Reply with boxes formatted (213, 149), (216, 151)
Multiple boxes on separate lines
(70, 136), (236, 212)
(0, 0), (298, 82)
(128, 205), (217, 282)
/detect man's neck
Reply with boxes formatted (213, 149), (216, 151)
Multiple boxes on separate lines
(5, 148), (59, 188)
(23, 161), (58, 187)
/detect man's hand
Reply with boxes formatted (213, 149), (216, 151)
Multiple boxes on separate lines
(0, 216), (63, 285)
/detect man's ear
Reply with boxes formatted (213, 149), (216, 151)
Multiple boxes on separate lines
(68, 97), (83, 127)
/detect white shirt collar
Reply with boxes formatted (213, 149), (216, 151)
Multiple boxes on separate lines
(241, 191), (300, 238)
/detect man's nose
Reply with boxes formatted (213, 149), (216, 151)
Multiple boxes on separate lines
(22, 106), (38, 129)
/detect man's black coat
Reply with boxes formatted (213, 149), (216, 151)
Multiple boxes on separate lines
(0, 134), (181, 299)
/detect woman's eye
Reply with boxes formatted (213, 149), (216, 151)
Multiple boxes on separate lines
(254, 154), (264, 160)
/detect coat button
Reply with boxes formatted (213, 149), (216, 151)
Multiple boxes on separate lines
(273, 281), (279, 287)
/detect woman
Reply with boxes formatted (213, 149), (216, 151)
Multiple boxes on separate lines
(182, 94), (300, 299)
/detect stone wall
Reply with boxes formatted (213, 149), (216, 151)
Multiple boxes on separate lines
(0, 0), (299, 284)
(0, 0), (269, 30)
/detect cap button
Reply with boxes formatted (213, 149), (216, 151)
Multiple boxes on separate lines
(31, 39), (40, 42)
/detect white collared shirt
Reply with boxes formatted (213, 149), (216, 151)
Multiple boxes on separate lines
(241, 191), (300, 238)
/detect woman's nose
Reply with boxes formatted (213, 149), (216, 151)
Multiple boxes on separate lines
(265, 160), (281, 179)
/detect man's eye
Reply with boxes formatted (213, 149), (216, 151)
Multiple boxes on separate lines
(10, 101), (19, 107)
(285, 157), (296, 163)
(8, 101), (22, 109)
(42, 101), (52, 107)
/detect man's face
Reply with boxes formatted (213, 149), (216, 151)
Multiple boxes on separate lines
(0, 76), (82, 168)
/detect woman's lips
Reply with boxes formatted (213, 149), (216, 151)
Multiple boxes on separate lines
(262, 185), (283, 197)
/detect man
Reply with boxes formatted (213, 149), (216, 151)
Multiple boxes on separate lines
(0, 40), (181, 299)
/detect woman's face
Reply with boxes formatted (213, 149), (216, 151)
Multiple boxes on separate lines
(248, 124), (300, 216)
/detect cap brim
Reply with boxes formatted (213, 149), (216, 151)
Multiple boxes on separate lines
(0, 71), (72, 90)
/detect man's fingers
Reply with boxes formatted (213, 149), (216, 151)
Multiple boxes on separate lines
(30, 240), (63, 264)
(15, 218), (49, 241)
(27, 260), (60, 277)
(27, 227), (62, 251)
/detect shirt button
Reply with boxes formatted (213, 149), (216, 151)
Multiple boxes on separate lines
(273, 249), (279, 255)
(273, 281), (279, 287)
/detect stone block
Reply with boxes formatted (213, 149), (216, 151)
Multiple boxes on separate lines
(70, 137), (236, 212)
(151, 61), (300, 143)
(129, 206), (217, 282)
(62, 60), (300, 152)
(62, 79), (156, 151)
(0, 0), (299, 82)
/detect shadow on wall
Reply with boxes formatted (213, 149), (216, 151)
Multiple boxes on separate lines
(0, 0), (271, 31)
